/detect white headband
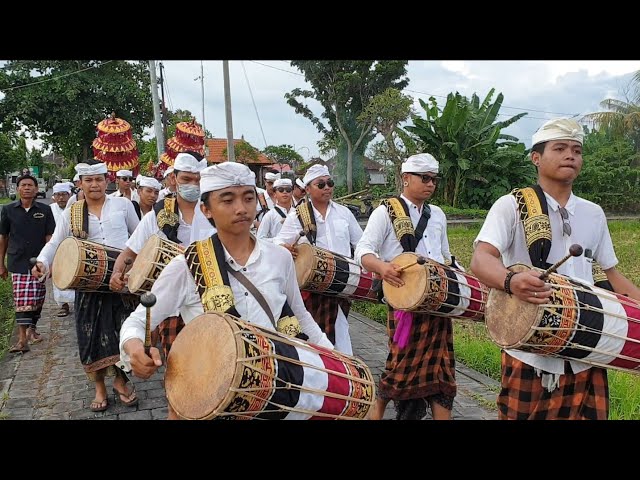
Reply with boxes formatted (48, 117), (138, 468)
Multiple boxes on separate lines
(75, 162), (108, 176)
(116, 169), (133, 178)
(532, 117), (584, 147)
(295, 178), (305, 189)
(200, 162), (256, 194)
(174, 153), (207, 173)
(401, 153), (439, 174)
(53, 182), (71, 194)
(137, 176), (162, 191)
(73, 174), (80, 182)
(163, 167), (174, 178)
(303, 164), (330, 186)
(264, 172), (281, 182)
(274, 178), (292, 188)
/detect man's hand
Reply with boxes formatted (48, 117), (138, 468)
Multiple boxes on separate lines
(31, 262), (46, 280)
(508, 270), (552, 304)
(282, 243), (298, 259)
(124, 338), (163, 379)
(0, 265), (7, 280)
(109, 268), (127, 292)
(380, 262), (404, 288)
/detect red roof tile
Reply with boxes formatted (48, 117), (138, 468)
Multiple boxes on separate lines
(205, 138), (273, 165)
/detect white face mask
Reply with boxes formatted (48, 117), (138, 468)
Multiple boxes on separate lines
(177, 183), (200, 202)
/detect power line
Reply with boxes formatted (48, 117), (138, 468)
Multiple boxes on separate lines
(241, 61), (268, 148)
(1, 61), (114, 92)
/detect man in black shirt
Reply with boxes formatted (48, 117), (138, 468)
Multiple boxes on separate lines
(0, 174), (55, 352)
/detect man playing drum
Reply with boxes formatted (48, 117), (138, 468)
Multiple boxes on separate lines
(33, 160), (140, 413)
(131, 176), (161, 219)
(257, 178), (295, 241)
(355, 153), (456, 420)
(119, 162), (333, 418)
(275, 164), (363, 355)
(110, 152), (213, 358)
(50, 182), (75, 317)
(471, 118), (640, 420)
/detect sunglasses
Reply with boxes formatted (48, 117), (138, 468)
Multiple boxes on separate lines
(276, 187), (292, 193)
(559, 207), (571, 236)
(119, 177), (133, 182)
(408, 172), (441, 185)
(313, 179), (335, 189)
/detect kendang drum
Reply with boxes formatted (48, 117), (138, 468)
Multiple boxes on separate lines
(295, 243), (380, 303)
(383, 252), (488, 321)
(128, 234), (184, 294)
(485, 263), (640, 374)
(165, 313), (376, 420)
(52, 237), (122, 292)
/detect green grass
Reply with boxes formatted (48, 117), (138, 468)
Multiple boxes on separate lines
(0, 198), (12, 205)
(0, 278), (15, 361)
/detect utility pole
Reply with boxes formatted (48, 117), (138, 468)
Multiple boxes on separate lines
(159, 62), (168, 142)
(148, 60), (164, 158)
(200, 61), (206, 135)
(223, 60), (235, 162)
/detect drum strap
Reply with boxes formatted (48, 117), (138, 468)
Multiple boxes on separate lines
(70, 200), (89, 239)
(132, 201), (142, 220)
(154, 197), (180, 244)
(296, 200), (317, 245)
(256, 192), (269, 221)
(274, 206), (287, 219)
(381, 197), (430, 252)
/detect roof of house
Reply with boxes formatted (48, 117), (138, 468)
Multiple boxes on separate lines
(205, 138), (273, 165)
(363, 157), (384, 171)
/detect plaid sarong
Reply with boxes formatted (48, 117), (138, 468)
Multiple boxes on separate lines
(378, 307), (456, 401)
(12, 273), (46, 324)
(302, 292), (351, 346)
(498, 351), (609, 420)
(150, 315), (185, 360)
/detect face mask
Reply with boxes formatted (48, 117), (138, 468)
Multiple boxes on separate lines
(177, 183), (200, 202)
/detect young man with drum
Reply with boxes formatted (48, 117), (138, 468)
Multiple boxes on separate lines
(131, 176), (161, 219)
(33, 161), (140, 412)
(471, 118), (640, 420)
(119, 162), (333, 418)
(355, 153), (456, 420)
(110, 152), (213, 357)
(275, 164), (363, 355)
(256, 178), (294, 241)
(50, 182), (75, 317)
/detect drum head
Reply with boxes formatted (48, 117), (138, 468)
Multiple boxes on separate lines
(52, 237), (81, 290)
(165, 313), (238, 420)
(484, 263), (540, 348)
(294, 243), (315, 288)
(128, 235), (162, 293)
(383, 252), (427, 311)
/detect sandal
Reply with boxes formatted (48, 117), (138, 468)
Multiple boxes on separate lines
(57, 304), (70, 317)
(90, 398), (109, 412)
(9, 342), (30, 353)
(113, 383), (139, 407)
(27, 328), (43, 344)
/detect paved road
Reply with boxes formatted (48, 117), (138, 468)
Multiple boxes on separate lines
(0, 282), (499, 420)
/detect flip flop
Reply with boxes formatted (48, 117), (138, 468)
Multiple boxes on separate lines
(27, 329), (43, 344)
(9, 342), (30, 353)
(113, 384), (139, 407)
(90, 398), (109, 412)
(56, 307), (69, 317)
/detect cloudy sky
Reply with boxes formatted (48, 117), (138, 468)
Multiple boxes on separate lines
(159, 60), (640, 160)
(3, 60), (640, 158)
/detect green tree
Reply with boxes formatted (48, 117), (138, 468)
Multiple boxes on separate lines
(0, 60), (153, 162)
(359, 88), (415, 192)
(222, 140), (260, 164)
(263, 145), (304, 170)
(407, 89), (526, 208)
(286, 61), (409, 193)
(0, 132), (25, 178)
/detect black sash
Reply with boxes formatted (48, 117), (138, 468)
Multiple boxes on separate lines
(70, 200), (89, 239)
(153, 196), (180, 244)
(274, 206), (287, 219)
(132, 201), (142, 220)
(381, 197), (430, 253)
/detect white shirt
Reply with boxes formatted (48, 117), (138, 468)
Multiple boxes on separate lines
(110, 189), (140, 203)
(275, 201), (363, 258)
(65, 194), (78, 210)
(50, 203), (66, 225)
(474, 191), (619, 374)
(256, 187), (276, 216)
(256, 205), (292, 241)
(157, 187), (175, 201)
(355, 195), (451, 266)
(119, 237), (334, 366)
(127, 204), (193, 253)
(38, 196), (140, 272)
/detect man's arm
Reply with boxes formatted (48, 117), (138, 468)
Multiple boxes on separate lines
(124, 200), (140, 235)
(605, 267), (640, 301)
(346, 207), (363, 248)
(35, 209), (70, 276)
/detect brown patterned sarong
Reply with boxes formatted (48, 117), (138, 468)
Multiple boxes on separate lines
(150, 315), (185, 359)
(302, 292), (351, 346)
(378, 307), (456, 401)
(498, 351), (609, 420)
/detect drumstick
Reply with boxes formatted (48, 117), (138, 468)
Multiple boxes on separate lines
(292, 230), (306, 246)
(397, 256), (426, 273)
(119, 258), (133, 282)
(538, 244), (583, 280)
(140, 292), (157, 357)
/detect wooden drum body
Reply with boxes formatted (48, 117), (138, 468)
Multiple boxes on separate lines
(52, 237), (122, 292)
(128, 234), (184, 294)
(485, 263), (640, 374)
(165, 313), (376, 420)
(294, 243), (379, 303)
(383, 252), (488, 321)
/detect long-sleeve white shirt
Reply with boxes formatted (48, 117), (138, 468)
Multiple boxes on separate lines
(474, 191), (619, 375)
(126, 204), (193, 253)
(50, 203), (66, 225)
(109, 188), (140, 203)
(119, 237), (334, 366)
(256, 205), (292, 241)
(37, 196), (139, 271)
(355, 195), (451, 267)
(274, 201), (363, 257)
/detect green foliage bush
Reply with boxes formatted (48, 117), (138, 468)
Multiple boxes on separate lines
(0, 278), (15, 360)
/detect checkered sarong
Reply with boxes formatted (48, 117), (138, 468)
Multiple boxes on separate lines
(150, 315), (185, 360)
(12, 273), (46, 314)
(302, 292), (351, 345)
(497, 351), (609, 420)
(378, 307), (456, 401)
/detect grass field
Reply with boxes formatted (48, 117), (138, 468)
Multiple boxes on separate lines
(353, 219), (640, 419)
